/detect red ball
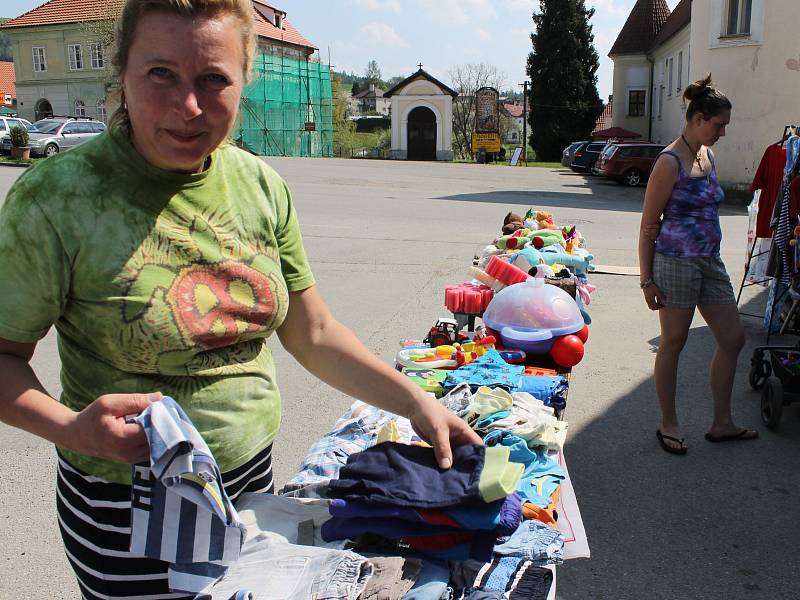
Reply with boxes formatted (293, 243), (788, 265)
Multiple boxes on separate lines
(532, 236), (544, 249)
(576, 324), (589, 343)
(550, 335), (584, 367)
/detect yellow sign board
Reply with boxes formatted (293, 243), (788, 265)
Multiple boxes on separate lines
(472, 132), (502, 153)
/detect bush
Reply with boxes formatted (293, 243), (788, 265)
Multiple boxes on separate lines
(9, 125), (28, 148)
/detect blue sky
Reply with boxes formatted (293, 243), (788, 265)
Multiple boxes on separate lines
(4, 0), (679, 100)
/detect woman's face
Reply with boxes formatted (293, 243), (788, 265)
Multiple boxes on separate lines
(120, 11), (245, 173)
(695, 109), (731, 147)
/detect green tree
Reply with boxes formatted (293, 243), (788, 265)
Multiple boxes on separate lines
(364, 59), (382, 85)
(331, 73), (357, 156)
(526, 0), (602, 161)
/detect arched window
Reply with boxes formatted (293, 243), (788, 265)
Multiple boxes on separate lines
(75, 99), (86, 117)
(96, 99), (106, 123)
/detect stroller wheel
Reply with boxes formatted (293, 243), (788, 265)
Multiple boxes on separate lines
(761, 377), (783, 430)
(748, 360), (770, 390)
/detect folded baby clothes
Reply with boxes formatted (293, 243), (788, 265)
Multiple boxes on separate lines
(444, 350), (524, 391)
(326, 443), (522, 508)
(438, 382), (473, 413)
(493, 520), (564, 566)
(130, 397), (246, 595)
(359, 556), (421, 600)
(201, 532), (373, 600)
(483, 431), (564, 508)
(465, 386), (514, 424)
(483, 392), (567, 451)
(513, 375), (568, 411)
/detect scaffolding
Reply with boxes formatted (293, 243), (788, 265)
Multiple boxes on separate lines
(235, 54), (333, 157)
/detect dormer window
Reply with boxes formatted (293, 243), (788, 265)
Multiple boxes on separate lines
(274, 13), (283, 29)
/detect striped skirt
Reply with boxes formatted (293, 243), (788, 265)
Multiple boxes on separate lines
(56, 445), (274, 600)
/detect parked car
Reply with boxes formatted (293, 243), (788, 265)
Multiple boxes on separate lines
(24, 117), (106, 157)
(561, 141), (587, 167)
(569, 141), (607, 173)
(595, 142), (666, 186)
(0, 117), (33, 153)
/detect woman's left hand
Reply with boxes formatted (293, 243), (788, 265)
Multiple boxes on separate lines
(407, 393), (483, 469)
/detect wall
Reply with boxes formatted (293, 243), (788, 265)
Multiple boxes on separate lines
(650, 25), (691, 145)
(610, 54), (651, 138)
(691, 0), (800, 187)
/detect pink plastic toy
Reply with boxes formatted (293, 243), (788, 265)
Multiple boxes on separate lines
(485, 256), (529, 287)
(445, 283), (494, 314)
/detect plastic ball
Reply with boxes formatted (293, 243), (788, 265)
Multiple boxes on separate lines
(550, 335), (584, 367)
(575, 324), (589, 343)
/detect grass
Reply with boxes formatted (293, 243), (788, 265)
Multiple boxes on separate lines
(0, 154), (34, 166)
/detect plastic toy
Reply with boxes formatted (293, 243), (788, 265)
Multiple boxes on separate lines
(485, 255), (529, 287)
(482, 277), (584, 354)
(396, 348), (457, 370)
(445, 283), (494, 314)
(575, 324), (590, 343)
(550, 334), (585, 368)
(423, 318), (469, 348)
(402, 368), (449, 396)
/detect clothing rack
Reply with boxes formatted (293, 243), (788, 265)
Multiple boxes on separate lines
(736, 125), (799, 317)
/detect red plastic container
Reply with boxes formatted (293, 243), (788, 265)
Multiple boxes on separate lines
(485, 256), (529, 287)
(444, 283), (494, 314)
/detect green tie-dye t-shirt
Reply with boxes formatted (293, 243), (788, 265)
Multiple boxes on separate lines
(0, 129), (315, 484)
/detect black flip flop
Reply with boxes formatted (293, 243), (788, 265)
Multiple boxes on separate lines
(704, 429), (759, 443)
(656, 429), (687, 455)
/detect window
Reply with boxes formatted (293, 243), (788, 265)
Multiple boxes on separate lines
(0, 121), (6, 131)
(677, 51), (683, 91)
(68, 44), (83, 70)
(274, 13), (283, 28)
(658, 86), (664, 118)
(90, 43), (105, 69)
(727, 0), (752, 35)
(628, 90), (646, 117)
(96, 99), (106, 123)
(75, 122), (94, 134)
(668, 57), (674, 96)
(32, 46), (47, 72)
(75, 100), (86, 117)
(62, 122), (80, 134)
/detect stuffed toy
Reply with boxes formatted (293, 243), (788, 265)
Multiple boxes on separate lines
(501, 211), (525, 235)
(497, 233), (532, 250)
(508, 247), (554, 278)
(476, 244), (504, 268)
(527, 229), (565, 249)
(539, 245), (596, 274)
(536, 211), (560, 230)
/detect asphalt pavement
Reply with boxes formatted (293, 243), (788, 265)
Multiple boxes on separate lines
(1, 156), (797, 599)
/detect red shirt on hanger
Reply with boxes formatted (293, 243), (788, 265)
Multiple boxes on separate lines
(751, 144), (787, 238)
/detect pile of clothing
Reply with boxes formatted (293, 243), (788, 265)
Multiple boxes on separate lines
(321, 441), (524, 562)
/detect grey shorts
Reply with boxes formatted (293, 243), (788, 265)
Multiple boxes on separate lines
(652, 253), (736, 309)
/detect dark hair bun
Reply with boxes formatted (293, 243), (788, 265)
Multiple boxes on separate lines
(683, 73), (714, 102)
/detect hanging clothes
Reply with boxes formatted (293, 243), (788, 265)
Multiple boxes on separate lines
(771, 136), (800, 286)
(751, 143), (787, 237)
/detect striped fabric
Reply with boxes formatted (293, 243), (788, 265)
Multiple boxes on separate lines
(56, 444), (273, 600)
(131, 398), (246, 595)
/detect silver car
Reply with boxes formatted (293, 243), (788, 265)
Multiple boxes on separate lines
(561, 141), (587, 167)
(0, 117), (34, 153)
(24, 118), (106, 157)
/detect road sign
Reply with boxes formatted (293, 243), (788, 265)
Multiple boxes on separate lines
(510, 146), (523, 166)
(471, 132), (502, 153)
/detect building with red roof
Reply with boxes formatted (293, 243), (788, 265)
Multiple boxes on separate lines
(0, 0), (322, 142)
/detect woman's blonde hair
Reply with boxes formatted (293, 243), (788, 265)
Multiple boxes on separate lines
(109, 0), (255, 131)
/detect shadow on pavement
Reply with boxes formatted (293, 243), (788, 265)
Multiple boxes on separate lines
(558, 285), (800, 599)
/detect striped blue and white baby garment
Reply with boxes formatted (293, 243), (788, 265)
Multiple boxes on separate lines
(130, 397), (247, 595)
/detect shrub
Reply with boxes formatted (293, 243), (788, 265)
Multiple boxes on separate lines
(9, 125), (28, 148)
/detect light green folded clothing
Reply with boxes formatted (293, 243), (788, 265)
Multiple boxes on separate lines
(478, 445), (524, 503)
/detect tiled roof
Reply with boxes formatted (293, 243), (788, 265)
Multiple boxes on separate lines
(384, 68), (457, 98)
(0, 61), (15, 100)
(650, 0), (691, 50)
(592, 96), (613, 134)
(609, 0), (671, 56)
(353, 87), (386, 99)
(1, 0), (316, 51)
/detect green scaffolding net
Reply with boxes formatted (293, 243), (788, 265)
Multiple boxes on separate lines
(235, 54), (333, 157)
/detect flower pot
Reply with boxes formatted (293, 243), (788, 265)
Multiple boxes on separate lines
(10, 146), (30, 160)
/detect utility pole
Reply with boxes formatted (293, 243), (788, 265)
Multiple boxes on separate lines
(519, 80), (528, 165)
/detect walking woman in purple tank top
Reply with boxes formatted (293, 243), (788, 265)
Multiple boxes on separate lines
(638, 75), (758, 455)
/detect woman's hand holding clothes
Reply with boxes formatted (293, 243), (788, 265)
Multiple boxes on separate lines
(406, 392), (483, 469)
(69, 392), (163, 464)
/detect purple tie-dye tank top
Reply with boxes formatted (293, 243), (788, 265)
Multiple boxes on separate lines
(655, 149), (725, 257)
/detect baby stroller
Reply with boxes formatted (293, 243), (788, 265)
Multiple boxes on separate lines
(749, 279), (800, 429)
